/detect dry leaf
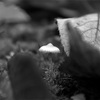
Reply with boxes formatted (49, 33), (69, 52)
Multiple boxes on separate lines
(57, 13), (100, 56)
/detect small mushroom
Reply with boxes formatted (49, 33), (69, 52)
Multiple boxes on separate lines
(39, 43), (60, 62)
(38, 43), (61, 95)
(39, 43), (60, 53)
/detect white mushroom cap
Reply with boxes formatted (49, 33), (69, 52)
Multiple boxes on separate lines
(39, 43), (60, 53)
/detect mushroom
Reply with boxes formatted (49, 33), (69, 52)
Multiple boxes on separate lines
(38, 43), (61, 95)
(39, 43), (60, 53)
(39, 43), (60, 62)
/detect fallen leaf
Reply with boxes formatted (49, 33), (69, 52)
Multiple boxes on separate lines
(57, 13), (100, 56)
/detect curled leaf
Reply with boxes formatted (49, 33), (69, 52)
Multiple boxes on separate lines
(57, 13), (100, 77)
